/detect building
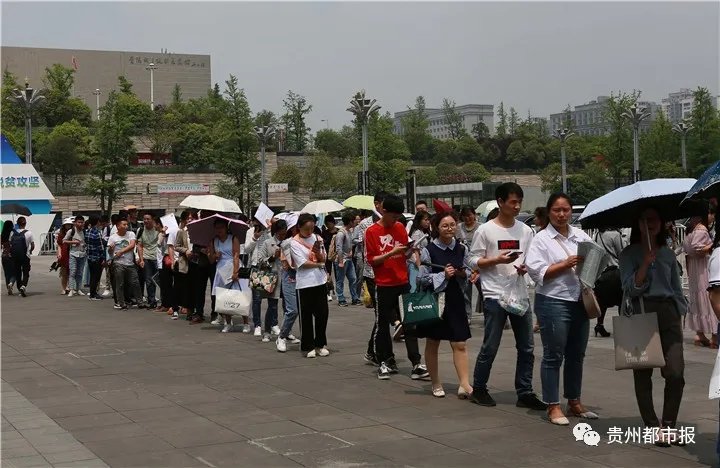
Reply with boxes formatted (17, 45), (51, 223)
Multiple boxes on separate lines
(661, 88), (718, 124)
(393, 104), (494, 139)
(549, 96), (661, 136)
(1, 46), (211, 115)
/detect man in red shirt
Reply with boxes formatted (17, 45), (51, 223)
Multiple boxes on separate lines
(366, 195), (428, 380)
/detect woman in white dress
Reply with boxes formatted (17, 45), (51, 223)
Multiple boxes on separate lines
(207, 218), (241, 333)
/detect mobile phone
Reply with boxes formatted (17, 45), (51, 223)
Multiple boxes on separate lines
(507, 251), (522, 257)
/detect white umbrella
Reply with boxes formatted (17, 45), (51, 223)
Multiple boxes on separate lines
(301, 199), (345, 215)
(179, 195), (242, 214)
(579, 178), (697, 229)
(476, 200), (498, 222)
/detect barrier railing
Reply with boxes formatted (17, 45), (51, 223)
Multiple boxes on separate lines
(38, 232), (57, 256)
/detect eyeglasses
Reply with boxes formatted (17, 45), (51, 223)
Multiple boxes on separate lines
(439, 223), (457, 230)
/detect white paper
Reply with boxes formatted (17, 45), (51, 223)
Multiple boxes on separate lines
(576, 241), (610, 288)
(254, 203), (274, 227)
(710, 348), (720, 399)
(160, 213), (179, 232)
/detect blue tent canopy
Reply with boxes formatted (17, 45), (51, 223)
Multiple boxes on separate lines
(1, 135), (23, 164)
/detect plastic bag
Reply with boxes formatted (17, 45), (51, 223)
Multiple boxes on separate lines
(498, 274), (530, 316)
(361, 283), (373, 308)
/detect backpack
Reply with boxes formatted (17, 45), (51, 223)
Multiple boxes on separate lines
(327, 232), (339, 262)
(10, 230), (28, 259)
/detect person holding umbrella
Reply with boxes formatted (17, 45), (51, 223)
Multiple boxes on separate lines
(619, 207), (686, 447)
(207, 217), (241, 333)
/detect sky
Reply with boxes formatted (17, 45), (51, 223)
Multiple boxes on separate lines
(2, 1), (718, 132)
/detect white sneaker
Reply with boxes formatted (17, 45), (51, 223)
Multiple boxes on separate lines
(76, 290), (87, 296)
(327, 294), (333, 302)
(210, 317), (222, 325)
(253, 326), (262, 337)
(102, 289), (111, 297)
(221, 323), (233, 333)
(306, 349), (317, 358)
(276, 337), (287, 352)
(270, 325), (281, 336)
(287, 334), (301, 344)
(242, 324), (252, 333)
(68, 290), (76, 297)
(318, 347), (330, 357)
(171, 311), (179, 320)
(261, 333), (270, 343)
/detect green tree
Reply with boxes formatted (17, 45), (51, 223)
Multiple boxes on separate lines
(401, 96), (434, 162)
(303, 152), (333, 193)
(462, 162), (491, 182)
(416, 167), (438, 185)
(314, 128), (356, 160)
(566, 161), (609, 205)
(117, 76), (134, 94)
(687, 87), (720, 175)
(495, 102), (508, 137)
(640, 109), (676, 170)
(37, 134), (79, 190)
(281, 90), (312, 152)
(643, 160), (686, 179)
(368, 112), (411, 162)
(506, 140), (526, 168)
(173, 122), (212, 169)
(442, 98), (465, 139)
(1, 69), (27, 131)
(603, 90), (640, 179)
(508, 107), (520, 136)
(171, 83), (183, 105)
(254, 109), (279, 128)
(271, 163), (302, 191)
(39, 64), (92, 127)
(472, 121), (490, 140)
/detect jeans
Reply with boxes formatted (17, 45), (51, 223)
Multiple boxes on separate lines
(280, 269), (298, 339)
(371, 283), (421, 366)
(353, 256), (365, 299)
(408, 263), (419, 294)
(88, 260), (103, 298)
(142, 259), (159, 307)
(252, 289), (278, 331)
(534, 294), (589, 404)
(335, 259), (359, 303)
(68, 255), (86, 291)
(472, 298), (535, 396)
(112, 263), (142, 307)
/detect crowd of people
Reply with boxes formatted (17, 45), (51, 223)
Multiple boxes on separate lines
(2, 184), (719, 448)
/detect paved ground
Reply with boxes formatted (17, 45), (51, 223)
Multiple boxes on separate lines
(2, 255), (718, 467)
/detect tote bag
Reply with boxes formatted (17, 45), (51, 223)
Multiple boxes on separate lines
(399, 290), (444, 326)
(613, 297), (666, 370)
(215, 281), (251, 317)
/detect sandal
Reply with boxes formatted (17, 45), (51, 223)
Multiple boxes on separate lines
(432, 385), (446, 398)
(694, 338), (711, 347)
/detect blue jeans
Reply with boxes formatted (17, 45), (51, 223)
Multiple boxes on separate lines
(472, 298), (535, 396)
(280, 269), (298, 338)
(334, 259), (359, 303)
(68, 255), (86, 291)
(252, 288), (278, 332)
(142, 259), (158, 306)
(534, 294), (589, 404)
(408, 263), (419, 293)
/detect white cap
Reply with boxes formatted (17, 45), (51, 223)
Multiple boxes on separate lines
(62, 217), (75, 225)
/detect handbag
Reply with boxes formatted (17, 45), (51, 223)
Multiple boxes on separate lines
(554, 237), (601, 319)
(399, 290), (444, 326)
(250, 265), (278, 294)
(215, 281), (251, 316)
(613, 296), (666, 370)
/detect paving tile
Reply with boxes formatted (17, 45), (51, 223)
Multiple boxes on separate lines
(101, 449), (206, 467)
(42, 448), (98, 464)
(286, 446), (392, 467)
(1, 444), (41, 458)
(329, 424), (416, 445)
(252, 432), (351, 455)
(120, 405), (197, 423)
(39, 402), (115, 419)
(292, 412), (378, 431)
(230, 420), (312, 440)
(2, 455), (52, 468)
(83, 434), (174, 459)
(361, 437), (459, 462)
(70, 422), (151, 443)
(53, 459), (109, 468)
(55, 412), (131, 431)
(186, 441), (301, 467)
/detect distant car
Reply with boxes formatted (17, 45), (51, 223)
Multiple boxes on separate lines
(515, 213), (536, 228)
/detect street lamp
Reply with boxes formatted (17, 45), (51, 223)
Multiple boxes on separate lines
(552, 128), (574, 194)
(255, 125), (276, 205)
(92, 88), (101, 121)
(10, 81), (45, 165)
(672, 121), (693, 172)
(622, 103), (651, 182)
(321, 119), (329, 129)
(145, 62), (158, 110)
(347, 90), (381, 195)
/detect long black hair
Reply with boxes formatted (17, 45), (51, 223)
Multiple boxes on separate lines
(629, 206), (668, 247)
(1, 220), (13, 243)
(409, 211), (431, 237)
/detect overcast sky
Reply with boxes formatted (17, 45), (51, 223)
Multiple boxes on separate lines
(3, 1), (718, 132)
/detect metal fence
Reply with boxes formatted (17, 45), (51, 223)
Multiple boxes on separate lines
(38, 232), (57, 256)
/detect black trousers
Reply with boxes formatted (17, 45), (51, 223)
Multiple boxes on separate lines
(174, 271), (192, 309)
(298, 284), (329, 352)
(159, 261), (175, 309)
(189, 262), (210, 319)
(13, 256), (30, 289)
(369, 282), (421, 366)
(88, 260), (103, 298)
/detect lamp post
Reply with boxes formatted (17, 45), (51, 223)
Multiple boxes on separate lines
(347, 90), (381, 195)
(321, 119), (329, 129)
(672, 121), (693, 172)
(10, 81), (45, 165)
(255, 125), (276, 205)
(145, 62), (158, 110)
(552, 128), (574, 193)
(622, 103), (651, 182)
(92, 88), (101, 120)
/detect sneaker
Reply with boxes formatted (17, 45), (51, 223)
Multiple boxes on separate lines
(377, 362), (391, 380)
(18, 286), (26, 297)
(254, 326), (262, 337)
(392, 323), (404, 341)
(276, 337), (287, 352)
(363, 353), (379, 366)
(386, 358), (399, 374)
(221, 323), (233, 333)
(270, 325), (281, 336)
(89, 296), (102, 301)
(351, 300), (362, 306)
(7, 284), (13, 296)
(113, 303), (122, 310)
(242, 324), (252, 333)
(171, 311), (179, 320)
(338, 301), (349, 307)
(306, 349), (317, 358)
(287, 334), (301, 344)
(470, 389), (497, 407)
(102, 289), (111, 297)
(517, 393), (548, 411)
(411, 364), (430, 380)
(68, 290), (76, 298)
(76, 290), (87, 296)
(318, 347), (330, 357)
(211, 317), (223, 325)
(262, 333), (271, 343)
(327, 294), (333, 302)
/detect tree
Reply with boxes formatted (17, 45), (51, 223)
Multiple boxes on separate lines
(281, 90), (312, 152)
(254, 109), (279, 129)
(495, 102), (508, 137)
(442, 98), (465, 139)
(37, 134), (79, 190)
(472, 121), (490, 140)
(640, 109), (676, 170)
(687, 87), (720, 175)
(566, 161), (609, 205)
(314, 128), (356, 160)
(401, 96), (434, 161)
(462, 162), (491, 182)
(303, 152), (333, 193)
(173, 123), (212, 169)
(271, 163), (302, 191)
(171, 84), (183, 105)
(562, 105), (574, 132)
(416, 167), (438, 185)
(117, 76), (134, 94)
(1, 69), (26, 131)
(508, 107), (520, 136)
(368, 112), (411, 163)
(38, 64), (92, 127)
(85, 90), (134, 216)
(603, 90), (640, 179)
(505, 140), (526, 168)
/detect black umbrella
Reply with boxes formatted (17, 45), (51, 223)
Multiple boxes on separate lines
(682, 160), (720, 204)
(0, 203), (32, 216)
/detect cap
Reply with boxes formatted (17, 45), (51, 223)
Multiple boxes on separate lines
(62, 217), (74, 225)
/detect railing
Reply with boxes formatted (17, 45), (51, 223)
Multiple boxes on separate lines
(38, 232), (57, 256)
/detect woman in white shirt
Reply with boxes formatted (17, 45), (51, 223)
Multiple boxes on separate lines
(290, 213), (331, 358)
(526, 193), (597, 426)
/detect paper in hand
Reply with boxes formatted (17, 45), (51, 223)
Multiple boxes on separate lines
(254, 203), (274, 228)
(161, 213), (179, 233)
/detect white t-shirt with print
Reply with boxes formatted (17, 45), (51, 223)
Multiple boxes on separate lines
(108, 232), (136, 266)
(290, 234), (326, 290)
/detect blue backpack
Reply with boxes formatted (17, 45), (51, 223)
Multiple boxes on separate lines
(10, 229), (28, 258)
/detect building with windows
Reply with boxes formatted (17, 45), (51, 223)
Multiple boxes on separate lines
(661, 88), (718, 124)
(549, 96), (661, 136)
(393, 104), (494, 139)
(1, 46), (211, 116)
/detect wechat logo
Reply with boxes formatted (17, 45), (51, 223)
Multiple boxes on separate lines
(573, 423), (600, 446)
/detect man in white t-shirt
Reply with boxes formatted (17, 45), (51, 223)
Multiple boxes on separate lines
(108, 218), (142, 310)
(468, 183), (546, 411)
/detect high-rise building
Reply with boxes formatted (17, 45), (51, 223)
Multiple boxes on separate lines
(393, 104), (494, 139)
(549, 96), (661, 136)
(661, 88), (718, 124)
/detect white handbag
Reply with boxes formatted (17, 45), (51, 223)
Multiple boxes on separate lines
(215, 282), (251, 316)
